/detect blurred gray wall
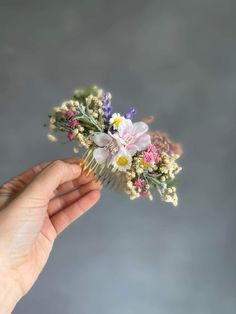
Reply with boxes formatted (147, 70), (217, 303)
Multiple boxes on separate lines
(1, 0), (236, 313)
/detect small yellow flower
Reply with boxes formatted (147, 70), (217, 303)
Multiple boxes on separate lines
(139, 159), (150, 170)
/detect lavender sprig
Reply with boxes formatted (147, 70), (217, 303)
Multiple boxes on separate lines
(125, 106), (136, 119)
(102, 92), (112, 128)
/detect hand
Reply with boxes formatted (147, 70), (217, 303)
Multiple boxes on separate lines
(0, 159), (101, 313)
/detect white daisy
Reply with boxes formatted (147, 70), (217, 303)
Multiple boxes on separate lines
(112, 148), (132, 171)
(109, 113), (125, 129)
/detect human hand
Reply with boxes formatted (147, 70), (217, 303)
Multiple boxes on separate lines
(0, 159), (101, 313)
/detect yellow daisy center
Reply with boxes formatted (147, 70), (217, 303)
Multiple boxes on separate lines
(117, 156), (129, 167)
(113, 117), (122, 127)
(140, 159), (149, 169)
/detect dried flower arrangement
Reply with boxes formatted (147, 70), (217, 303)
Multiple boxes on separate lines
(47, 86), (182, 206)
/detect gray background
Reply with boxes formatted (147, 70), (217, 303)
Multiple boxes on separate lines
(0, 0), (236, 313)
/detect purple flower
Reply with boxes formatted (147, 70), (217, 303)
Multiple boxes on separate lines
(102, 92), (111, 106)
(103, 106), (112, 118)
(102, 91), (112, 124)
(125, 106), (136, 120)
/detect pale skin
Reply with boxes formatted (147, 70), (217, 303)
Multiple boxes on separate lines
(0, 159), (101, 314)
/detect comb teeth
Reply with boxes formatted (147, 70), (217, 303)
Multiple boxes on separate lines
(80, 148), (126, 192)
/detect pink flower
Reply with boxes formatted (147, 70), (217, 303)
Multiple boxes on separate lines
(155, 154), (161, 163)
(147, 144), (157, 153)
(67, 131), (75, 141)
(117, 119), (151, 155)
(66, 111), (74, 119)
(69, 119), (79, 129)
(134, 179), (145, 189)
(143, 152), (156, 163)
(143, 145), (161, 164)
(141, 191), (149, 197)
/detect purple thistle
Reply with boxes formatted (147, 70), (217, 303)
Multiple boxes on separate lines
(125, 106), (136, 119)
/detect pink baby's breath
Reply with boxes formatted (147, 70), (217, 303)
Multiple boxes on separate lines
(69, 119), (79, 129)
(147, 144), (157, 153)
(155, 154), (161, 163)
(67, 131), (75, 141)
(134, 179), (145, 189)
(66, 111), (74, 119)
(149, 131), (183, 156)
(143, 147), (161, 164)
(143, 152), (156, 163)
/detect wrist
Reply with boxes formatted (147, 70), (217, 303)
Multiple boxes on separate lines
(0, 272), (23, 314)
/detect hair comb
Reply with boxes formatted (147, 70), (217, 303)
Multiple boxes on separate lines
(47, 86), (182, 206)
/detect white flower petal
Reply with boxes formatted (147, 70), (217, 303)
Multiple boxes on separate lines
(109, 131), (125, 146)
(134, 134), (151, 151)
(93, 133), (112, 147)
(110, 113), (121, 120)
(126, 144), (139, 155)
(132, 121), (149, 136)
(93, 147), (109, 164)
(118, 119), (133, 138)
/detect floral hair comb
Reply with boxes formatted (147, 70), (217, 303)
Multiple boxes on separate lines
(47, 86), (182, 206)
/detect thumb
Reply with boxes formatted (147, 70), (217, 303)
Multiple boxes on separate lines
(18, 160), (81, 203)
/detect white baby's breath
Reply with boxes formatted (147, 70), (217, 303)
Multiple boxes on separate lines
(47, 134), (58, 142)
